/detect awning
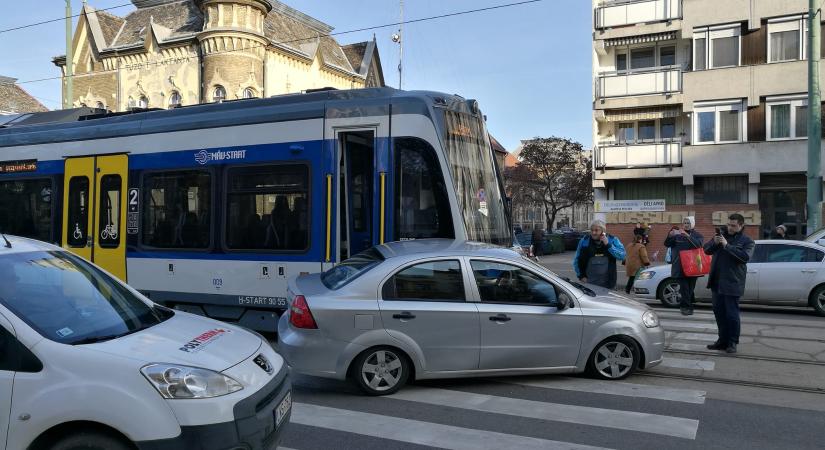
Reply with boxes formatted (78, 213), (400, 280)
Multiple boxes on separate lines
(603, 106), (682, 122)
(605, 31), (677, 47)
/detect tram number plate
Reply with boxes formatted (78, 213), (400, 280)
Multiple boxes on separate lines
(238, 296), (287, 308)
(275, 391), (292, 427)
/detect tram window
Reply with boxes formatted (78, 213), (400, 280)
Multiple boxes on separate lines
(67, 177), (90, 248)
(97, 175), (121, 248)
(0, 179), (53, 243)
(394, 137), (454, 241)
(142, 171), (211, 249)
(225, 164), (309, 252)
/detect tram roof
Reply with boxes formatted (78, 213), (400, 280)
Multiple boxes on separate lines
(0, 87), (478, 148)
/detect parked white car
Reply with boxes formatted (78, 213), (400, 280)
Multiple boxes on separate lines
(0, 236), (291, 450)
(633, 239), (825, 316)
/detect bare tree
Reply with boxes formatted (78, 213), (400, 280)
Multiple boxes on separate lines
(503, 163), (542, 228)
(516, 137), (593, 231)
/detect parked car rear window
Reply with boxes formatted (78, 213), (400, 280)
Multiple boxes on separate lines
(321, 247), (384, 290)
(0, 251), (173, 345)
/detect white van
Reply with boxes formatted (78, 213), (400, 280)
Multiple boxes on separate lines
(0, 236), (291, 450)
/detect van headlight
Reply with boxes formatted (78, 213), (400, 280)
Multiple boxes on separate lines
(637, 271), (655, 280)
(141, 364), (243, 399)
(642, 310), (660, 328)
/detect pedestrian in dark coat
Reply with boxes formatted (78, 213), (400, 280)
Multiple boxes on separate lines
(769, 225), (787, 240)
(703, 214), (755, 354)
(532, 227), (545, 257)
(664, 216), (704, 316)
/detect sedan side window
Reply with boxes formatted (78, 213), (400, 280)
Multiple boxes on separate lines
(382, 260), (465, 302)
(470, 260), (559, 306)
(764, 245), (808, 263)
(0, 326), (13, 370)
(804, 247), (825, 263)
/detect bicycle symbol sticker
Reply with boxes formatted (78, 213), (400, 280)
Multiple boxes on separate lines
(101, 224), (118, 240)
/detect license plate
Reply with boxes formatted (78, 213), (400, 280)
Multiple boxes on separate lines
(275, 391), (292, 427)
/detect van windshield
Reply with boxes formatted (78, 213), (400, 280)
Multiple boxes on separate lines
(0, 251), (172, 345)
(321, 247), (384, 290)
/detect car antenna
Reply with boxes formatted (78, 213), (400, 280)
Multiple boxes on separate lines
(1, 232), (11, 248)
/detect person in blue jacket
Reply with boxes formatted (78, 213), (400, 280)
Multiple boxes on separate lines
(573, 220), (626, 289)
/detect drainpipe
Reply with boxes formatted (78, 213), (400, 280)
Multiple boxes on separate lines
(808, 0), (822, 233)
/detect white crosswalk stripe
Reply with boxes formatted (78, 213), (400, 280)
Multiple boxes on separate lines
(499, 376), (707, 404)
(291, 402), (616, 450)
(388, 386), (699, 439)
(659, 357), (715, 371)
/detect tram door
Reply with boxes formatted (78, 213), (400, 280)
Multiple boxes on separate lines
(339, 131), (375, 259)
(62, 155), (128, 280)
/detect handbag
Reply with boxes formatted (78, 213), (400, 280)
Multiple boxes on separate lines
(679, 247), (712, 277)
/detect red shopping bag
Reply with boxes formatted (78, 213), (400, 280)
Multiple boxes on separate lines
(679, 247), (712, 277)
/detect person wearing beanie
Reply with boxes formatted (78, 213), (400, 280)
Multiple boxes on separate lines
(573, 219), (626, 289)
(664, 216), (705, 315)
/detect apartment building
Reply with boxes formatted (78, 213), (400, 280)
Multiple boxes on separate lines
(592, 0), (822, 253)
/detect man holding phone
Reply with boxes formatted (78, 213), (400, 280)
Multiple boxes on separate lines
(703, 214), (755, 354)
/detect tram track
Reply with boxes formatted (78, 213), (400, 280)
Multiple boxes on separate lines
(663, 348), (825, 366)
(634, 372), (825, 395)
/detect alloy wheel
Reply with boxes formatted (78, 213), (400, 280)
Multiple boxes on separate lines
(663, 282), (681, 307)
(360, 349), (403, 392)
(593, 341), (635, 379)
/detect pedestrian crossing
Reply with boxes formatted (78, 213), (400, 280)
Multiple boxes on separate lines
(276, 313), (726, 450)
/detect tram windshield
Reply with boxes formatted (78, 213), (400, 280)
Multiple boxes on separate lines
(441, 110), (511, 247)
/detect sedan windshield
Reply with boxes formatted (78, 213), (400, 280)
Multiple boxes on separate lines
(0, 251), (172, 344)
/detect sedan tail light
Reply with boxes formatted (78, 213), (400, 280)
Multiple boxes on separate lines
(289, 295), (318, 329)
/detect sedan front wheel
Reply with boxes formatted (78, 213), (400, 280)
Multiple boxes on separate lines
(587, 337), (639, 380)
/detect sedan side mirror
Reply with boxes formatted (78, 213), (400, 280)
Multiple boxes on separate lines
(557, 293), (573, 310)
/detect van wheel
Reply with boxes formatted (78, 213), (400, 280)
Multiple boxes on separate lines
(810, 285), (825, 317)
(50, 431), (132, 450)
(352, 346), (410, 396)
(657, 278), (681, 308)
(586, 337), (639, 380)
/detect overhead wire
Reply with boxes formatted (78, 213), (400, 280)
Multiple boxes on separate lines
(1, 0), (545, 87)
(0, 2), (134, 35)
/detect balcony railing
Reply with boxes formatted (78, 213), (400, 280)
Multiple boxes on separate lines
(596, 141), (681, 169)
(594, 0), (681, 29)
(595, 65), (682, 100)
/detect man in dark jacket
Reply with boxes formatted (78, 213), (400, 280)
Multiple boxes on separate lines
(532, 227), (545, 257)
(664, 216), (704, 316)
(703, 214), (755, 354)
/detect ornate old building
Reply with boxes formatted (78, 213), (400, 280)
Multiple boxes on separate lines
(54, 0), (385, 111)
(0, 76), (48, 114)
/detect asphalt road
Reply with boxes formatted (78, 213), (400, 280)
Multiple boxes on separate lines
(273, 252), (825, 450)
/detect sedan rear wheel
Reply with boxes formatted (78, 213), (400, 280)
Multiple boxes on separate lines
(353, 347), (409, 396)
(587, 337), (639, 380)
(810, 285), (825, 317)
(657, 278), (681, 308)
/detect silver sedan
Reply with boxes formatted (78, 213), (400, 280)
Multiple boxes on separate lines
(278, 239), (664, 395)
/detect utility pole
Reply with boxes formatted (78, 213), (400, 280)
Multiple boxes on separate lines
(808, 0), (822, 233)
(391, 0), (404, 89)
(64, 0), (74, 109)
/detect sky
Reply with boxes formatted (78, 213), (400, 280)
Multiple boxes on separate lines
(0, 0), (593, 150)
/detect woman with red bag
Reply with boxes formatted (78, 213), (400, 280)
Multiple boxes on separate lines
(664, 216), (705, 316)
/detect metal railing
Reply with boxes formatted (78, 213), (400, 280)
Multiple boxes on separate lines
(595, 65), (682, 100)
(595, 141), (682, 169)
(594, 0), (681, 29)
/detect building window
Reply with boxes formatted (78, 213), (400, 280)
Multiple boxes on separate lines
(694, 25), (741, 70)
(617, 122), (635, 143)
(695, 176), (748, 204)
(693, 101), (745, 144)
(631, 47), (656, 69)
(169, 91), (182, 109)
(95, 102), (105, 109)
(616, 53), (627, 71)
(242, 88), (256, 99)
(660, 46), (676, 66)
(638, 120), (656, 142)
(767, 96), (808, 140)
(213, 85), (226, 103)
(613, 179), (686, 205)
(768, 16), (806, 63)
(660, 118), (676, 140)
(137, 96), (149, 109)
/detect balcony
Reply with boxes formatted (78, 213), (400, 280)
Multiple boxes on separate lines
(595, 0), (681, 30)
(595, 141), (681, 169)
(596, 66), (682, 101)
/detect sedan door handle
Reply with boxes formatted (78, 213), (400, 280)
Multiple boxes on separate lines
(802, 269), (817, 273)
(489, 314), (512, 322)
(392, 312), (416, 320)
